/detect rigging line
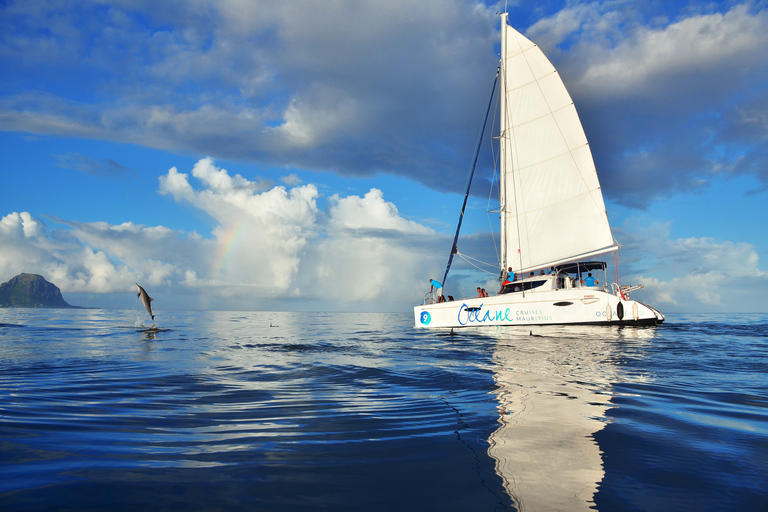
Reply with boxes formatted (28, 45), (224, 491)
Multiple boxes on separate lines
(488, 77), (502, 267)
(487, 171), (500, 266)
(456, 253), (496, 275)
(455, 251), (497, 270)
(440, 67), (500, 288)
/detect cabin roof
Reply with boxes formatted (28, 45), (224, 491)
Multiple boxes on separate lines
(555, 261), (607, 273)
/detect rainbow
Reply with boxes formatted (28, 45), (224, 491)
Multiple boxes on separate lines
(213, 222), (246, 280)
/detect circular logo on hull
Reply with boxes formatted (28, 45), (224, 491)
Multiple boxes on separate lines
(420, 311), (431, 325)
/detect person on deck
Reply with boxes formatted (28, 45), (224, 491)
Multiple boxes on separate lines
(499, 267), (512, 288)
(584, 273), (598, 287)
(429, 279), (442, 303)
(500, 268), (514, 292)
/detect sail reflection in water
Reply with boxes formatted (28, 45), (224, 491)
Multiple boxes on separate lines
(487, 326), (658, 511)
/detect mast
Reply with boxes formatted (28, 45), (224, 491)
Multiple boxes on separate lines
(499, 13), (508, 273)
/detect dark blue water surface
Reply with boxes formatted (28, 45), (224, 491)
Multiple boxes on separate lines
(1, 310), (766, 511)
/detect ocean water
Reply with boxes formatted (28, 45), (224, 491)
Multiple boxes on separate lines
(0, 309), (766, 511)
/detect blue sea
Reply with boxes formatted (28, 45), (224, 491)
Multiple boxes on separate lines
(1, 309), (766, 511)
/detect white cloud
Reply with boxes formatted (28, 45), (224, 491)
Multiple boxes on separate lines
(573, 4), (768, 100)
(159, 158), (321, 290)
(1, 211), (44, 239)
(617, 219), (767, 311)
(310, 189), (438, 302)
(328, 189), (432, 233)
(633, 273), (726, 307)
(0, 159), (443, 310)
(280, 173), (302, 186)
(526, 3), (607, 55)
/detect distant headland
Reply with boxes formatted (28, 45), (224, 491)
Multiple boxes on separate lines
(0, 273), (77, 308)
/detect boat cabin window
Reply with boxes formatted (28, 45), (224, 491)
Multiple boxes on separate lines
(500, 279), (548, 294)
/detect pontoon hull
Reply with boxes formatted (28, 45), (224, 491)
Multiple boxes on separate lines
(414, 289), (664, 328)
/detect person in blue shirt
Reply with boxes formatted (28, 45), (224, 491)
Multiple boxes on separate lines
(584, 273), (598, 287)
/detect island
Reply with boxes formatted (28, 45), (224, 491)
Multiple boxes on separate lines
(0, 273), (76, 308)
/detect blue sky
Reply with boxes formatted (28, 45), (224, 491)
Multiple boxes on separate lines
(1, 0), (766, 314)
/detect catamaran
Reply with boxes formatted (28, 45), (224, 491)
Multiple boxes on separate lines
(415, 13), (664, 328)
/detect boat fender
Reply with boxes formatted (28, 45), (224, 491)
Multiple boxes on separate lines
(617, 302), (624, 321)
(632, 302), (639, 321)
(605, 303), (612, 322)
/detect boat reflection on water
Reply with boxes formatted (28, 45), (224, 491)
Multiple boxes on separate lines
(486, 325), (658, 511)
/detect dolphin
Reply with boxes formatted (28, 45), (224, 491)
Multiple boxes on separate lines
(136, 283), (155, 320)
(139, 324), (169, 334)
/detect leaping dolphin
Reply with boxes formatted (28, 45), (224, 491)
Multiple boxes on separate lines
(136, 283), (155, 320)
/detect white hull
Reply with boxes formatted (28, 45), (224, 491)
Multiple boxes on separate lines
(414, 288), (664, 328)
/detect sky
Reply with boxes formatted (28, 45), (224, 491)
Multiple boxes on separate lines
(1, 0), (767, 314)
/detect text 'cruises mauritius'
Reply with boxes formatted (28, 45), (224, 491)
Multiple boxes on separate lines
(415, 13), (664, 329)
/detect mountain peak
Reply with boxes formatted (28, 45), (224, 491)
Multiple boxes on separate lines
(0, 273), (75, 308)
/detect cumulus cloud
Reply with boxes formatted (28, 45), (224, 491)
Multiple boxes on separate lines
(327, 189), (433, 234)
(159, 158), (321, 291)
(0, 159), (444, 310)
(576, 5), (768, 98)
(615, 220), (767, 312)
(310, 189), (438, 302)
(0, 211), (208, 294)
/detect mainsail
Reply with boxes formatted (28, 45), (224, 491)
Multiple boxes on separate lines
(499, 14), (616, 274)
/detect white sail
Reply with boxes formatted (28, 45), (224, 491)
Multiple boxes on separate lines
(499, 14), (616, 274)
